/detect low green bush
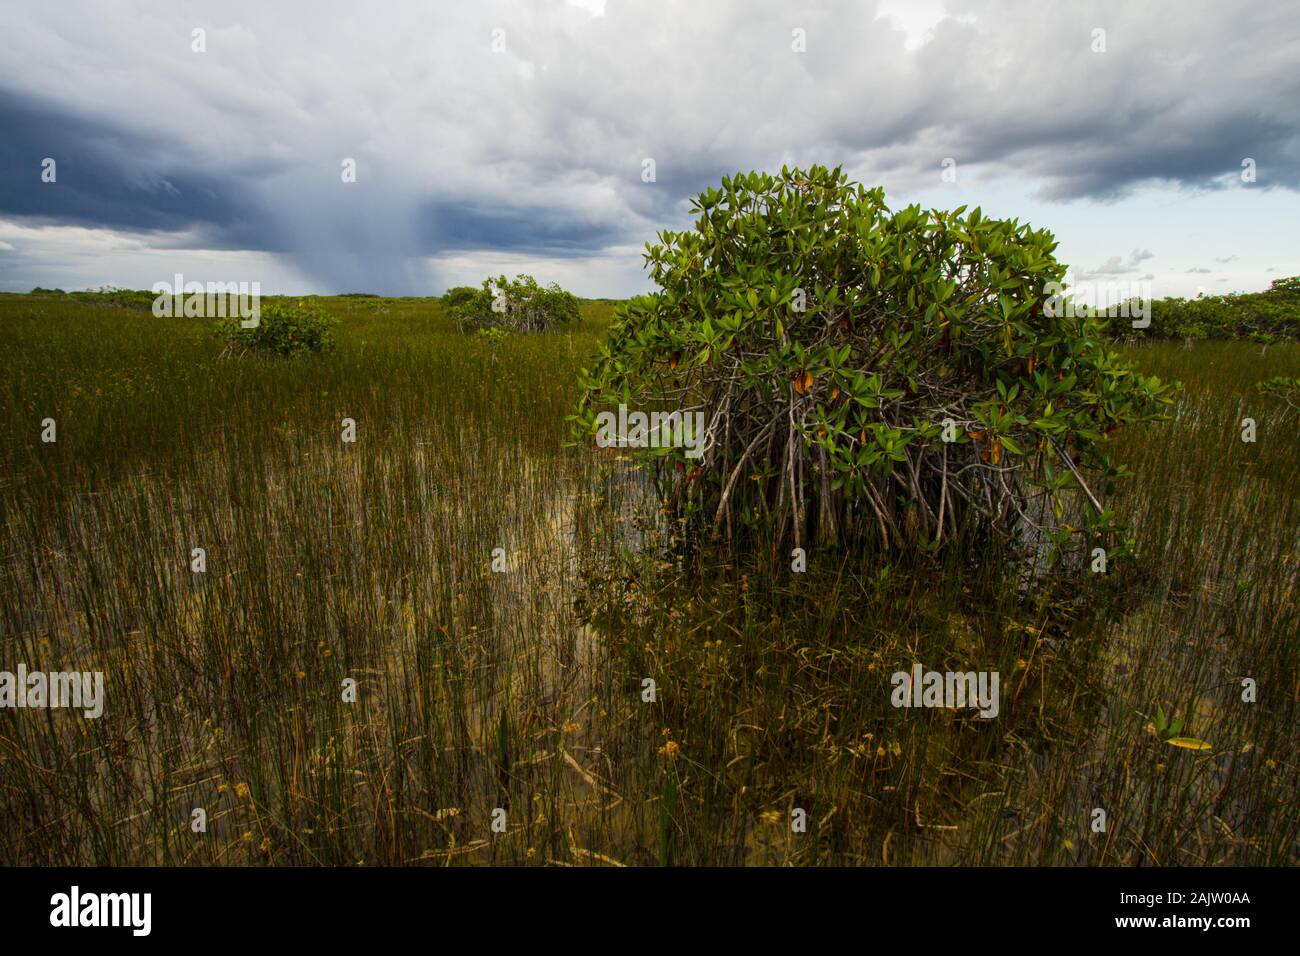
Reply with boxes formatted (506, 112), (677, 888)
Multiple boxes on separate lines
(214, 299), (337, 357)
(448, 274), (580, 333)
(572, 165), (1174, 562)
(442, 286), (479, 313)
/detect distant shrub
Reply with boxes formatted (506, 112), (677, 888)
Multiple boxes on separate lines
(442, 286), (478, 312)
(1105, 276), (1300, 343)
(70, 287), (156, 311)
(215, 300), (337, 357)
(448, 274), (580, 333)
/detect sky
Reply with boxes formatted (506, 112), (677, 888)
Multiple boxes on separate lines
(1, 0), (1298, 298)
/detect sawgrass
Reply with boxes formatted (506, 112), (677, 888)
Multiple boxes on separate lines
(0, 296), (1294, 865)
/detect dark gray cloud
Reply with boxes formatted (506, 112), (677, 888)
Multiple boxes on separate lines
(0, 91), (269, 248)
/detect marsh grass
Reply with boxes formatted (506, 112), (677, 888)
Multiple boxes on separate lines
(0, 297), (1295, 865)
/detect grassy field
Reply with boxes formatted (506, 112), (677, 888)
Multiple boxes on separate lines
(0, 293), (1295, 865)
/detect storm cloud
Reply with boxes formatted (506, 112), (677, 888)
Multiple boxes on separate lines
(0, 0), (1297, 294)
